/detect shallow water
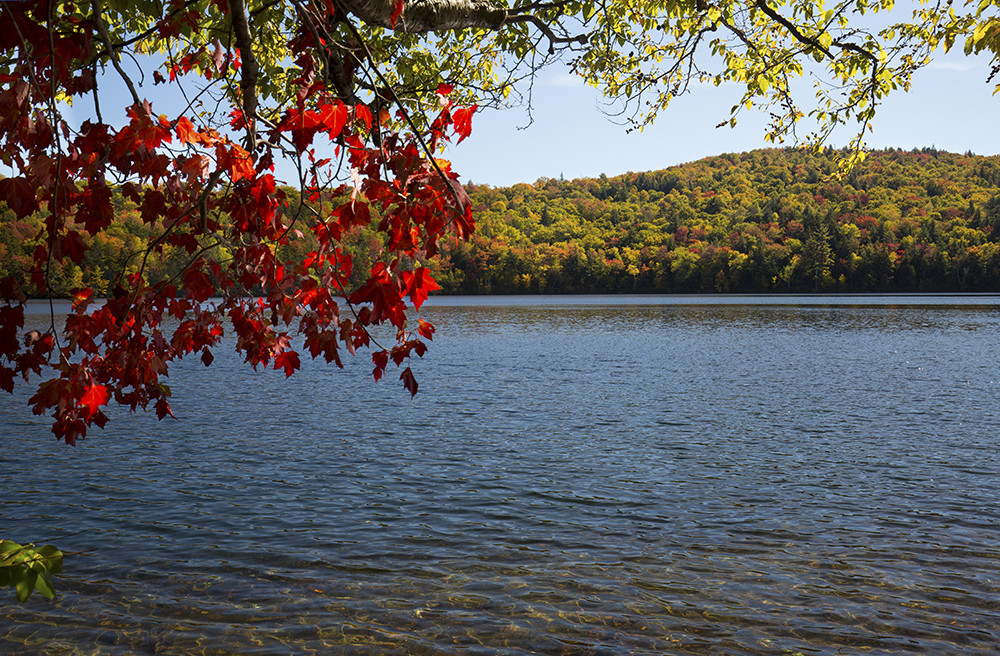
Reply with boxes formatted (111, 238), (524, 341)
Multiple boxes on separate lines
(2, 295), (1000, 654)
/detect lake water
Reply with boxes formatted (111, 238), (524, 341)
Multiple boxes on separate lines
(2, 295), (1000, 655)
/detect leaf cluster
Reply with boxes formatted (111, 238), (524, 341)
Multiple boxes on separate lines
(572, 0), (999, 158)
(0, 2), (475, 446)
(0, 540), (64, 602)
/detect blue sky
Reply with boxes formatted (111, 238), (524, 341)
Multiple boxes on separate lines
(43, 23), (998, 191)
(446, 47), (1000, 187)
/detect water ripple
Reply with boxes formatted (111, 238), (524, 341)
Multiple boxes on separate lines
(3, 296), (1000, 654)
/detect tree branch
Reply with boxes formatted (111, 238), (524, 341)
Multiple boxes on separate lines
(506, 14), (587, 54)
(751, 0), (880, 107)
(512, 0), (576, 13)
(290, 0), (360, 104)
(228, 0), (259, 149)
(91, 0), (142, 107)
(87, 0), (200, 63)
(752, 0), (831, 59)
(339, 0), (508, 32)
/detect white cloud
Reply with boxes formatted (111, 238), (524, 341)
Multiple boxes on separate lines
(927, 60), (978, 72)
(540, 73), (585, 88)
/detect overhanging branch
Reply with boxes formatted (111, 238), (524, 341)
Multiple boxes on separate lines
(339, 0), (508, 32)
(507, 14), (587, 54)
(752, 0), (881, 106)
(91, 0), (141, 107)
(753, 0), (832, 59)
(229, 0), (260, 149)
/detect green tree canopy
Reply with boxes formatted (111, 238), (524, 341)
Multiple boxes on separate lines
(6, 0), (996, 164)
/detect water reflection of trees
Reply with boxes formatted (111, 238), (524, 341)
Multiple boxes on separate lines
(421, 301), (1000, 336)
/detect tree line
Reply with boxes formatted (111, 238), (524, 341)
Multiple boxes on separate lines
(4, 147), (1000, 298)
(426, 148), (1000, 294)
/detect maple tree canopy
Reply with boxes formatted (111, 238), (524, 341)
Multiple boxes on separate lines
(0, 0), (998, 446)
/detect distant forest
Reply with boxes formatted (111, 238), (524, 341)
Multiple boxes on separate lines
(433, 148), (1000, 294)
(3, 147), (1000, 297)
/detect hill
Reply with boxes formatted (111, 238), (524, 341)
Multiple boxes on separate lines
(426, 148), (1000, 294)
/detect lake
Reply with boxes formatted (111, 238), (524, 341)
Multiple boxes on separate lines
(2, 295), (1000, 655)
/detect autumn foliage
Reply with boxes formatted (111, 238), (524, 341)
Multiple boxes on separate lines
(432, 149), (1000, 295)
(0, 1), (475, 444)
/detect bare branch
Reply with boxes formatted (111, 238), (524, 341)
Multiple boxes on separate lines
(506, 14), (587, 54)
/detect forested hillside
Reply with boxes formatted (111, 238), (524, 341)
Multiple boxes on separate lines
(427, 148), (1000, 294)
(3, 147), (1000, 297)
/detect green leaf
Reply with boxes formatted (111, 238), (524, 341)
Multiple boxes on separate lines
(1, 539), (63, 602)
(34, 573), (56, 600)
(15, 571), (36, 602)
(36, 545), (64, 575)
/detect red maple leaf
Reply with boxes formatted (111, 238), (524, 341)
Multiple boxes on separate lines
(0, 366), (14, 394)
(57, 230), (88, 265)
(353, 104), (373, 130)
(216, 142), (254, 182)
(79, 384), (108, 417)
(182, 267), (215, 301)
(372, 350), (389, 381)
(211, 39), (226, 73)
(390, 0), (404, 27)
(399, 366), (418, 396)
(71, 288), (94, 311)
(175, 115), (198, 144)
(318, 101), (349, 139)
(0, 177), (39, 219)
(281, 107), (320, 152)
(451, 105), (476, 143)
(402, 267), (440, 310)
(273, 350), (300, 377)
(349, 263), (406, 327)
(155, 397), (176, 420)
(79, 184), (114, 235)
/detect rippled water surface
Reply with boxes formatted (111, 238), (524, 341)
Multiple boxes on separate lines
(3, 295), (1000, 654)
